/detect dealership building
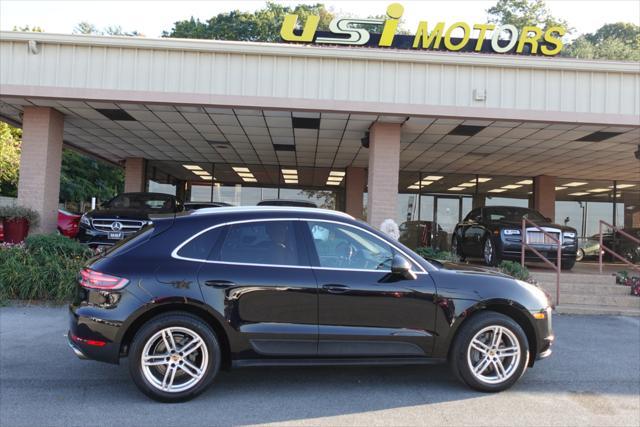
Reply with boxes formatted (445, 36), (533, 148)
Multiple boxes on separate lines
(0, 30), (638, 247)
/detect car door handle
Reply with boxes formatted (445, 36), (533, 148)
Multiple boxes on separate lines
(322, 284), (350, 294)
(204, 280), (235, 289)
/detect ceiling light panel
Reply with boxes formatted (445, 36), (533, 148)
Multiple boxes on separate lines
(564, 182), (588, 187)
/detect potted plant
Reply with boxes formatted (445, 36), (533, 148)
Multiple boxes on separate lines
(0, 205), (40, 244)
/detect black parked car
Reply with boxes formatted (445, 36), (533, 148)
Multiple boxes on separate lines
(257, 199), (317, 208)
(452, 206), (578, 270)
(68, 206), (553, 402)
(77, 192), (181, 247)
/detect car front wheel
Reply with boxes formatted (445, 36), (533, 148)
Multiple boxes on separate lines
(450, 311), (529, 392)
(128, 312), (221, 402)
(483, 237), (500, 266)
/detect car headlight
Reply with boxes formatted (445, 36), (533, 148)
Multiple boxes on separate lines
(80, 214), (91, 226)
(563, 232), (576, 238)
(503, 229), (521, 235)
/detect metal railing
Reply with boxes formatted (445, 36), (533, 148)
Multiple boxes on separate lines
(521, 218), (561, 305)
(598, 220), (640, 273)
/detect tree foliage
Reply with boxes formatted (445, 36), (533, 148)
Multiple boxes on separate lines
(0, 123), (22, 197)
(164, 2), (334, 42)
(487, 0), (570, 31)
(59, 150), (123, 203)
(73, 21), (142, 36)
(563, 23), (640, 61)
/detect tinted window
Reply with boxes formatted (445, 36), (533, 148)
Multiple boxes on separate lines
(177, 228), (221, 260)
(106, 193), (176, 212)
(307, 221), (394, 270)
(464, 208), (480, 222)
(484, 207), (546, 223)
(219, 221), (300, 266)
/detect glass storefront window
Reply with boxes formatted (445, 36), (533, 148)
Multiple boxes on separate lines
(486, 197), (529, 208)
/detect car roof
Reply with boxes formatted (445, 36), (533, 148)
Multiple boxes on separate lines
(188, 205), (351, 218)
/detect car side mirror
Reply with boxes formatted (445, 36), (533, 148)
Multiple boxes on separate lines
(391, 255), (417, 280)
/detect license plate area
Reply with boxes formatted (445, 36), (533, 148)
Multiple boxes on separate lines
(108, 231), (124, 240)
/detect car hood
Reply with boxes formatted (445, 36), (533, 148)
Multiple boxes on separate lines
(436, 260), (511, 278)
(86, 209), (155, 220)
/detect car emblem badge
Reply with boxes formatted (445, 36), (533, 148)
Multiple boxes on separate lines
(111, 221), (123, 231)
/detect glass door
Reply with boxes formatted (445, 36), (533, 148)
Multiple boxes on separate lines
(434, 197), (461, 251)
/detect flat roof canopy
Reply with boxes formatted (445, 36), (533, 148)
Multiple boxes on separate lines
(0, 32), (638, 197)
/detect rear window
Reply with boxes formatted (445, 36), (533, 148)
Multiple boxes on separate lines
(176, 228), (222, 260)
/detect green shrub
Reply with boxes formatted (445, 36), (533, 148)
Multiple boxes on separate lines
(0, 234), (93, 304)
(415, 247), (460, 263)
(498, 260), (531, 281)
(0, 205), (40, 228)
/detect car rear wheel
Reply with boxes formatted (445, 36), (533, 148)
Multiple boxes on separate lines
(128, 312), (220, 402)
(450, 311), (529, 392)
(575, 248), (584, 262)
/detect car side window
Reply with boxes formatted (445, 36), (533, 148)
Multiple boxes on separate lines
(218, 221), (300, 266)
(306, 221), (394, 271)
(176, 228), (222, 260)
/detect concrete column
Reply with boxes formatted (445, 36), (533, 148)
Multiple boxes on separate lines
(17, 107), (64, 234)
(533, 175), (556, 220)
(124, 157), (146, 193)
(345, 166), (365, 219)
(366, 122), (401, 228)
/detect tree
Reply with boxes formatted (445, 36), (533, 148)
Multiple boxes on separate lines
(12, 25), (43, 32)
(59, 149), (123, 203)
(163, 2), (334, 42)
(487, 0), (571, 32)
(0, 123), (21, 197)
(73, 21), (142, 36)
(563, 23), (640, 61)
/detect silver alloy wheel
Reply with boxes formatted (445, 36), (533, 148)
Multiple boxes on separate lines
(467, 325), (521, 385)
(141, 326), (209, 393)
(483, 239), (493, 265)
(576, 248), (584, 262)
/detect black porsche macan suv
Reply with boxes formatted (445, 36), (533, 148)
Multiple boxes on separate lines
(68, 207), (553, 402)
(452, 206), (578, 270)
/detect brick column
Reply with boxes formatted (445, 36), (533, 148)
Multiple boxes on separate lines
(345, 166), (365, 219)
(366, 122), (401, 228)
(17, 107), (64, 234)
(124, 158), (146, 193)
(533, 175), (556, 220)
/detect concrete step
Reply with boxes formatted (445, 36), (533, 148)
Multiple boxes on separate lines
(558, 293), (640, 308)
(538, 283), (631, 296)
(555, 304), (640, 317)
(532, 272), (617, 286)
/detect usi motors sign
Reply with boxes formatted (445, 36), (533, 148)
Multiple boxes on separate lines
(280, 3), (565, 56)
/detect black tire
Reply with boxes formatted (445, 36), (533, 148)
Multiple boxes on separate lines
(449, 311), (529, 392)
(128, 312), (221, 402)
(482, 236), (501, 267)
(561, 258), (576, 271)
(451, 235), (466, 261)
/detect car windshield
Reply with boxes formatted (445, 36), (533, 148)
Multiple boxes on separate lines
(105, 194), (175, 212)
(484, 207), (547, 223)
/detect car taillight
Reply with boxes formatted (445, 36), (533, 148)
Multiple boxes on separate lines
(79, 268), (129, 290)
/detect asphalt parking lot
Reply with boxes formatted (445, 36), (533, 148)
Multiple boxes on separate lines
(1, 306), (638, 427)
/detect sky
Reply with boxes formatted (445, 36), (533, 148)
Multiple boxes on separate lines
(1, 0), (639, 39)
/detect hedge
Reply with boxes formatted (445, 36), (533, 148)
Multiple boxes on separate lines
(0, 234), (93, 304)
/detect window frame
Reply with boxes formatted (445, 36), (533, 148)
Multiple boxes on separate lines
(172, 217), (427, 273)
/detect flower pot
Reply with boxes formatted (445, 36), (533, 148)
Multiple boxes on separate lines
(2, 218), (30, 244)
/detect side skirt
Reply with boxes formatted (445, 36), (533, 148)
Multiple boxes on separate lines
(232, 357), (447, 368)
